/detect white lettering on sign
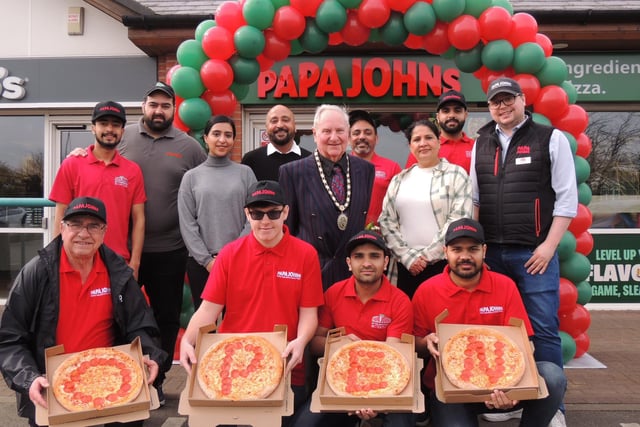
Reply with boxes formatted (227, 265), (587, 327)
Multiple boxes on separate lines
(0, 67), (27, 100)
(567, 60), (640, 79)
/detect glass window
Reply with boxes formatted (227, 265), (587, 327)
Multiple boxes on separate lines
(0, 233), (42, 299)
(0, 116), (44, 198)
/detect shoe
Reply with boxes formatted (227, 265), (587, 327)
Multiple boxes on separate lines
(156, 385), (166, 407)
(548, 410), (566, 427)
(414, 411), (431, 427)
(481, 409), (523, 422)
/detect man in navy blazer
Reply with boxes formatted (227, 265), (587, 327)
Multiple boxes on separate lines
(280, 104), (375, 290)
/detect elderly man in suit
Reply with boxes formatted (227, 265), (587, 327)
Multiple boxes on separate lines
(280, 104), (375, 290)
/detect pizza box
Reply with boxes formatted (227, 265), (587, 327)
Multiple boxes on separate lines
(186, 324), (291, 407)
(310, 327), (425, 413)
(36, 337), (158, 426)
(434, 309), (549, 403)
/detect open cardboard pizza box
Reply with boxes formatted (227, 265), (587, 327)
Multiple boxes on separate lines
(36, 337), (158, 426)
(310, 327), (425, 413)
(434, 309), (549, 403)
(179, 324), (294, 427)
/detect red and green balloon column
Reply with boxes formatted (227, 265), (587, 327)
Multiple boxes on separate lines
(170, 0), (593, 362)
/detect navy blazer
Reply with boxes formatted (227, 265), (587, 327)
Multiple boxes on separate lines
(280, 154), (374, 289)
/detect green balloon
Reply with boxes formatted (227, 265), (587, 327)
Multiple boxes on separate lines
(564, 131), (577, 155)
(179, 97), (212, 131)
(177, 39), (208, 70)
(182, 284), (194, 311)
(337, 0), (362, 8)
(299, 19), (329, 54)
(513, 42), (546, 74)
(531, 113), (551, 126)
(578, 182), (592, 206)
(289, 39), (304, 56)
(195, 20), (216, 42)
(557, 231), (577, 261)
(243, 0), (275, 30)
(432, 0), (465, 23)
(560, 252), (591, 284)
(180, 307), (194, 329)
(230, 56), (261, 84)
(316, 0), (347, 34)
(171, 66), (205, 99)
(576, 281), (593, 305)
(559, 331), (577, 364)
(271, 0), (290, 9)
(454, 43), (484, 73)
(574, 155), (591, 184)
(191, 129), (206, 150)
(464, 0), (492, 18)
(368, 29), (381, 43)
(380, 12), (409, 46)
(491, 0), (513, 14)
(230, 82), (250, 101)
(234, 25), (266, 59)
(561, 80), (578, 104)
(403, 2), (436, 36)
(481, 40), (514, 71)
(441, 46), (458, 60)
(536, 56), (569, 87)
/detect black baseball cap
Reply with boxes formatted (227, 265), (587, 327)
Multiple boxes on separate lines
(91, 101), (126, 125)
(346, 230), (389, 256)
(436, 90), (467, 111)
(63, 196), (107, 223)
(445, 218), (485, 245)
(145, 81), (175, 100)
(349, 109), (377, 130)
(245, 180), (285, 207)
(487, 77), (522, 101)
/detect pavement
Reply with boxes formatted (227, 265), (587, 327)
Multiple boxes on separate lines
(1, 310), (639, 426)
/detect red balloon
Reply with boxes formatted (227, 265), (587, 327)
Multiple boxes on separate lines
(535, 33), (553, 57)
(328, 32), (344, 46)
(403, 33), (424, 49)
(341, 10), (370, 46)
(200, 59), (234, 94)
(202, 89), (238, 116)
(480, 68), (514, 93)
(272, 6), (306, 41)
(508, 13), (538, 47)
(473, 65), (490, 81)
(533, 85), (569, 120)
(215, 1), (247, 32)
(256, 54), (275, 72)
(262, 29), (291, 61)
(202, 26), (235, 60)
(559, 304), (591, 338)
(553, 104), (589, 138)
(573, 332), (590, 358)
(558, 278), (579, 315)
(576, 132), (593, 158)
(173, 99), (190, 132)
(448, 15), (481, 51)
(166, 64), (181, 85)
(290, 0), (322, 17)
(478, 6), (512, 41)
(569, 203), (593, 237)
(575, 231), (594, 256)
(513, 73), (540, 106)
(358, 0), (391, 29)
(174, 328), (185, 362)
(423, 22), (451, 55)
(390, 0), (416, 13)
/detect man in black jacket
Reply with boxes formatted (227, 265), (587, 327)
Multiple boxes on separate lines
(0, 196), (166, 426)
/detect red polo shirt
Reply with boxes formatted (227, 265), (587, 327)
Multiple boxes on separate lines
(357, 153), (401, 226)
(405, 133), (475, 173)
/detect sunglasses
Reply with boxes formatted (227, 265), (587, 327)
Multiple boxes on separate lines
(248, 209), (284, 221)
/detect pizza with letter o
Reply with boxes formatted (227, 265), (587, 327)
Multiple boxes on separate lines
(52, 347), (144, 412)
(197, 335), (283, 400)
(326, 340), (410, 397)
(442, 327), (526, 390)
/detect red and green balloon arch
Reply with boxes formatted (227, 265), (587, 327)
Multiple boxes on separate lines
(169, 0), (594, 362)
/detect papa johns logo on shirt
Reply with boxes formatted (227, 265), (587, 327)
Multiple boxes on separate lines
(371, 313), (392, 329)
(276, 271), (302, 280)
(114, 176), (129, 188)
(90, 287), (111, 298)
(479, 305), (504, 314)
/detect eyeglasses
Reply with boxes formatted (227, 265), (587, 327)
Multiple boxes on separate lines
(63, 221), (106, 234)
(488, 94), (520, 109)
(248, 209), (284, 221)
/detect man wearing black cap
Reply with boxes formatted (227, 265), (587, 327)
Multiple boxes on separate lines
(117, 82), (207, 402)
(412, 218), (566, 427)
(180, 181), (324, 425)
(0, 196), (166, 427)
(291, 230), (414, 427)
(50, 101), (146, 278)
(405, 89), (475, 173)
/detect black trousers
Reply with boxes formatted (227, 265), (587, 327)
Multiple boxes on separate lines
(185, 256), (210, 311)
(396, 259), (447, 299)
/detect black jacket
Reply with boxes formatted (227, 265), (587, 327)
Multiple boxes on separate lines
(0, 236), (166, 419)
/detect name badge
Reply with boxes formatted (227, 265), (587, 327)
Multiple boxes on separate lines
(515, 157), (531, 165)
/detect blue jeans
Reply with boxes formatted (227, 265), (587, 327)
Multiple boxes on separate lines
(485, 245), (563, 368)
(290, 397), (415, 427)
(430, 361), (566, 427)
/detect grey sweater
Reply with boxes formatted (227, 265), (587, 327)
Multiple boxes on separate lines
(178, 155), (257, 267)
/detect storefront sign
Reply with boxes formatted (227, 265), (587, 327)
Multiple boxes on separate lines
(0, 67), (26, 100)
(564, 54), (640, 102)
(588, 233), (640, 303)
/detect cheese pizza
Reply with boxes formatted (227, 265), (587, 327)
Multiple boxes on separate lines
(442, 327), (526, 390)
(197, 335), (283, 400)
(52, 347), (144, 412)
(326, 340), (410, 397)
